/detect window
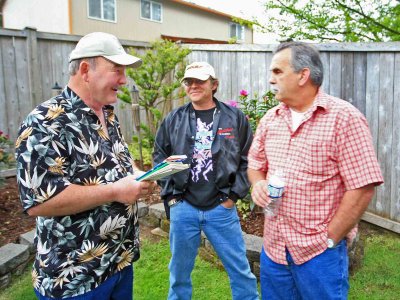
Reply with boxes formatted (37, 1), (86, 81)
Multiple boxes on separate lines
(230, 23), (245, 41)
(88, 0), (116, 22)
(141, 0), (162, 22)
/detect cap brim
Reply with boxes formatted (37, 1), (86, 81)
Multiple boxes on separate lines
(104, 54), (142, 68)
(180, 71), (211, 83)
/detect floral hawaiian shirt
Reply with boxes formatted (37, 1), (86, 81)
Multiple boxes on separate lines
(15, 87), (139, 298)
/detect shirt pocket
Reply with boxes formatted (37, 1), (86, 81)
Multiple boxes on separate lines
(299, 140), (337, 176)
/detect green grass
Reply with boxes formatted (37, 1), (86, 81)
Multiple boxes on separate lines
(348, 231), (400, 300)
(0, 238), (231, 300)
(0, 268), (36, 300)
(134, 238), (232, 299)
(1, 229), (399, 300)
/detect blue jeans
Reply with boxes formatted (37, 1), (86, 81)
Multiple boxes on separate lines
(260, 240), (349, 300)
(34, 265), (133, 300)
(168, 200), (259, 300)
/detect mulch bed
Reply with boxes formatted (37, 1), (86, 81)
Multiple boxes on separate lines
(0, 177), (36, 247)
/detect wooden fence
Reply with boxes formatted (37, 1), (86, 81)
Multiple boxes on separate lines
(0, 28), (399, 233)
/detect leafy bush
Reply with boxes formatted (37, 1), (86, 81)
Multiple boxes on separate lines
(238, 89), (279, 132)
(0, 131), (13, 168)
(118, 39), (191, 151)
(128, 137), (153, 167)
(226, 90), (278, 217)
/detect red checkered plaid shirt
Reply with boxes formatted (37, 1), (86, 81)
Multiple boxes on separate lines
(248, 90), (383, 265)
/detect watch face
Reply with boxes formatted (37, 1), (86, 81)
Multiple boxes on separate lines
(327, 238), (335, 248)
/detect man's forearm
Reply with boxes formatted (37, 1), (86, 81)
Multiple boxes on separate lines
(27, 183), (116, 217)
(247, 168), (267, 185)
(328, 184), (375, 243)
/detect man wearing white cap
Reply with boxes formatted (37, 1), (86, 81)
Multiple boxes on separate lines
(153, 62), (259, 299)
(16, 32), (154, 299)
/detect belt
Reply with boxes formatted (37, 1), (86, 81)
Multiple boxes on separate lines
(167, 198), (182, 207)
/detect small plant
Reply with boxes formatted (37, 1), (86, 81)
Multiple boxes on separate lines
(236, 194), (256, 220)
(0, 131), (14, 169)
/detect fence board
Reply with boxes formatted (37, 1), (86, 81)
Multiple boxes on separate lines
(328, 53), (342, 97)
(235, 52), (252, 99)
(1, 37), (19, 140)
(341, 52), (354, 104)
(391, 53), (400, 222)
(320, 52), (330, 93)
(0, 38), (7, 136)
(353, 53), (367, 115)
(216, 51), (231, 101)
(251, 52), (268, 98)
(365, 53), (381, 211)
(376, 53), (394, 218)
(14, 37), (30, 133)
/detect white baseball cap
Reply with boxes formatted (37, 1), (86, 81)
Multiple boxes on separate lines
(181, 62), (216, 82)
(69, 32), (142, 68)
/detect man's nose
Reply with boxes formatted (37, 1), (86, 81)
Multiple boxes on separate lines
(269, 76), (275, 84)
(119, 73), (127, 85)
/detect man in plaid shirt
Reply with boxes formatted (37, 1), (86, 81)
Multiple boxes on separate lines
(248, 42), (383, 299)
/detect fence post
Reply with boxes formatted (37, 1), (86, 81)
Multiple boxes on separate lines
(24, 27), (43, 107)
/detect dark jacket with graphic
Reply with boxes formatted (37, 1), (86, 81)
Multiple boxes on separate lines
(153, 98), (253, 215)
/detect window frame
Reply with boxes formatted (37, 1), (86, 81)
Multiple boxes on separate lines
(230, 22), (245, 42)
(87, 0), (117, 23)
(140, 0), (163, 23)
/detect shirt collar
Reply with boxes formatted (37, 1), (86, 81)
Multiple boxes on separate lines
(275, 88), (328, 116)
(62, 86), (115, 115)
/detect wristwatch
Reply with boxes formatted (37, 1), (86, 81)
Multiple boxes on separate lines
(327, 238), (336, 248)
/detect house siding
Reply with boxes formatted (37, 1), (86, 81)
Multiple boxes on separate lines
(70, 0), (252, 43)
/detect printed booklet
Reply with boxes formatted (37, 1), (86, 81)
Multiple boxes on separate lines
(136, 155), (189, 181)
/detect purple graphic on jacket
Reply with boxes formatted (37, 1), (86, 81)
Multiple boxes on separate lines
(191, 117), (214, 182)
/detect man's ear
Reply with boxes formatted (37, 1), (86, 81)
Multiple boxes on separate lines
(212, 80), (219, 91)
(79, 61), (90, 82)
(298, 68), (311, 86)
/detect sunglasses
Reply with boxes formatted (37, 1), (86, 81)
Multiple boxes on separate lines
(182, 78), (208, 87)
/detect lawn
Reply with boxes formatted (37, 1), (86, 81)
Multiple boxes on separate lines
(1, 224), (399, 300)
(0, 238), (232, 300)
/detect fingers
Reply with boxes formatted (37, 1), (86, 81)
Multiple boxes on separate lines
(139, 181), (156, 196)
(252, 180), (268, 208)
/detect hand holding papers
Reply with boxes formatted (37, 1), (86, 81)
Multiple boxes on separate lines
(135, 155), (189, 182)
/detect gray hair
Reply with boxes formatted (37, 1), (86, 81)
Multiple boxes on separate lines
(68, 57), (97, 76)
(274, 42), (324, 87)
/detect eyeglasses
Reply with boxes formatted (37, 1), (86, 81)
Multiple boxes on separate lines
(182, 78), (208, 87)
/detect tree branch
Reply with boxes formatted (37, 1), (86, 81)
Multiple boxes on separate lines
(334, 0), (400, 35)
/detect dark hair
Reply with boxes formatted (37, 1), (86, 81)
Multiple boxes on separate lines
(211, 77), (219, 95)
(274, 42), (324, 87)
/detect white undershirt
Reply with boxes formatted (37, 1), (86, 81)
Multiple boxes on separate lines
(290, 109), (306, 131)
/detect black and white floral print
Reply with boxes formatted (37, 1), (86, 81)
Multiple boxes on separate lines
(16, 87), (139, 298)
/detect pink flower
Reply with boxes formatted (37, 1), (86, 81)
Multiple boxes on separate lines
(240, 90), (248, 97)
(227, 100), (238, 107)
